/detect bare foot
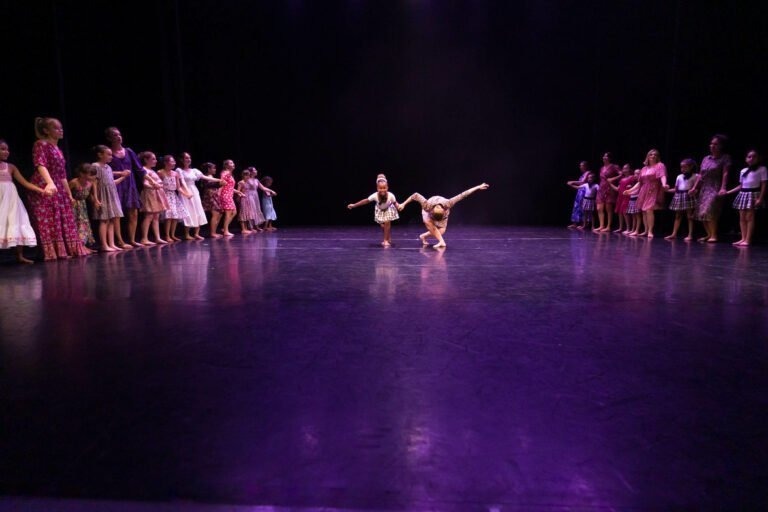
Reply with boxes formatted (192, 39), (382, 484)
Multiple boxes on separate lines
(732, 240), (745, 246)
(172, 236), (182, 242)
(129, 241), (143, 248)
(683, 236), (693, 242)
(697, 236), (709, 242)
(433, 242), (446, 248)
(195, 235), (204, 240)
(664, 234), (675, 240)
(223, 232), (234, 237)
(567, 224), (577, 229)
(613, 228), (622, 233)
(706, 238), (718, 243)
(211, 234), (222, 239)
(100, 246), (115, 252)
(242, 230), (252, 234)
(185, 236), (195, 240)
(419, 234), (429, 246)
(646, 233), (654, 239)
(17, 255), (34, 264)
(381, 241), (391, 248)
(157, 238), (168, 244)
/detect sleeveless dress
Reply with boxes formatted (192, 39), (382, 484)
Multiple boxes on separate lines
(92, 162), (124, 220)
(178, 168), (208, 227)
(28, 140), (89, 260)
(261, 192), (277, 221)
(0, 163), (37, 248)
(71, 180), (95, 246)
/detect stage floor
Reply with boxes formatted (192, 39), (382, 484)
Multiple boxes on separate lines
(1, 226), (767, 511)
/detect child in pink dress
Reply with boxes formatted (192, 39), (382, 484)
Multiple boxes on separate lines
(138, 152), (170, 245)
(610, 164), (635, 234)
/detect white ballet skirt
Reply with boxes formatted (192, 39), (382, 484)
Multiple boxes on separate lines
(0, 164), (37, 248)
(178, 168), (208, 227)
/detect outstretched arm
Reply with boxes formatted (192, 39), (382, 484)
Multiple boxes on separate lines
(347, 198), (372, 209)
(445, 183), (489, 208)
(397, 193), (426, 211)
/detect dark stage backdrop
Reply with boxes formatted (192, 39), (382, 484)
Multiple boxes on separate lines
(3, 1), (768, 226)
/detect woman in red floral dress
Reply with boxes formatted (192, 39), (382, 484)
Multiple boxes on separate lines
(27, 117), (89, 260)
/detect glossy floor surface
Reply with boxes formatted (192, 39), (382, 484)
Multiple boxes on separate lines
(1, 227), (767, 511)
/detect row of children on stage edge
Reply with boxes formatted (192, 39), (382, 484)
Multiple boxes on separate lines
(0, 118), (278, 263)
(348, 174), (490, 248)
(567, 136), (767, 247)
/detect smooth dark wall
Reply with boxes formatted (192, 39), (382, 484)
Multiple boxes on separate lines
(3, 1), (767, 226)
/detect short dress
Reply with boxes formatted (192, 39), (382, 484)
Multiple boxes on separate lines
(92, 162), (124, 220)
(581, 184), (598, 212)
(615, 175), (636, 215)
(71, 180), (95, 246)
(597, 164), (619, 203)
(669, 174), (698, 211)
(140, 170), (170, 213)
(636, 163), (667, 212)
(261, 192), (277, 221)
(201, 179), (220, 212)
(369, 191), (398, 224)
(215, 173), (236, 211)
(160, 172), (189, 220)
(0, 163), (37, 249)
(733, 166), (768, 210)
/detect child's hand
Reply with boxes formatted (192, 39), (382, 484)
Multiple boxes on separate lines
(397, 204), (404, 212)
(347, 204), (354, 210)
(479, 183), (489, 189)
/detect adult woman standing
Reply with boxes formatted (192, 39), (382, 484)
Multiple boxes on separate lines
(690, 134), (731, 242)
(595, 152), (620, 232)
(27, 117), (89, 260)
(105, 126), (144, 248)
(625, 149), (668, 238)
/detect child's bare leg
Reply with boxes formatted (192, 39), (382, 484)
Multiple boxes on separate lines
(193, 227), (204, 240)
(15, 246), (33, 264)
(209, 211), (222, 238)
(153, 216), (167, 244)
(98, 220), (111, 251)
(184, 226), (194, 240)
(127, 209), (141, 246)
(222, 211), (235, 236)
(666, 212), (682, 239)
(240, 221), (252, 234)
(684, 210), (694, 241)
(605, 202), (614, 231)
(171, 220), (181, 241)
(596, 203), (605, 231)
(380, 221), (392, 246)
(115, 213), (128, 247)
(140, 214), (154, 245)
(744, 210), (755, 245)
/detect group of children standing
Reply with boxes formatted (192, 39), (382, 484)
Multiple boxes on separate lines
(0, 119), (278, 263)
(567, 136), (767, 246)
(348, 174), (490, 248)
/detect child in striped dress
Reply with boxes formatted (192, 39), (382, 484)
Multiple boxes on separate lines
(720, 149), (767, 246)
(664, 159), (699, 241)
(348, 174), (399, 247)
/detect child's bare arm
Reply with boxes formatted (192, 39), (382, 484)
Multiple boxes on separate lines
(10, 165), (45, 194)
(398, 192), (426, 211)
(347, 198), (371, 209)
(446, 183), (489, 208)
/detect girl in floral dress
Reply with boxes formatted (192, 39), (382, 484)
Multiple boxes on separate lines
(91, 145), (127, 252)
(209, 160), (243, 238)
(0, 140), (41, 263)
(68, 163), (97, 252)
(158, 155), (191, 243)
(138, 152), (169, 246)
(27, 117), (89, 260)
(237, 169), (257, 234)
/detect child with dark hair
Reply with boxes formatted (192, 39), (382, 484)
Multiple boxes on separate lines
(348, 173), (399, 247)
(665, 159), (699, 241)
(720, 149), (767, 246)
(0, 139), (42, 263)
(68, 163), (97, 252)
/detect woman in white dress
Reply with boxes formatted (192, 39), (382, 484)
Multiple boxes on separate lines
(176, 152), (221, 240)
